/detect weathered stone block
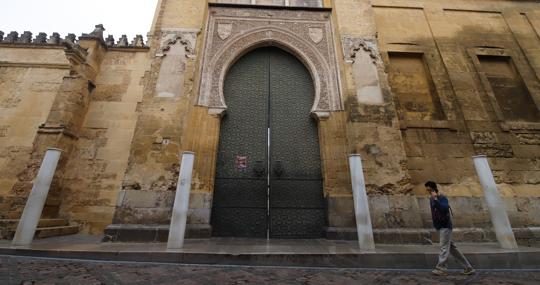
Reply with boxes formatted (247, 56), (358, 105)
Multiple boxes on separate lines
(512, 145), (540, 158)
(327, 196), (355, 228)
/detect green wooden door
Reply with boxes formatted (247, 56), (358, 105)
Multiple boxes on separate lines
(211, 47), (325, 238)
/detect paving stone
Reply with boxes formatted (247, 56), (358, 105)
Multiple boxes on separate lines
(1, 255), (540, 285)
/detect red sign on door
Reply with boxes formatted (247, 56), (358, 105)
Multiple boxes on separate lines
(235, 155), (247, 172)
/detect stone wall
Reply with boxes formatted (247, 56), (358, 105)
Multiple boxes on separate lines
(109, 0), (540, 238)
(112, 0), (207, 227)
(1, 0), (539, 239)
(59, 49), (149, 234)
(0, 28), (151, 234)
(0, 43), (69, 219)
(345, 0), (540, 231)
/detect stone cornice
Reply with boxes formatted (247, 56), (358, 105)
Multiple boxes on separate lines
(208, 2), (331, 12)
(37, 123), (79, 140)
(0, 43), (64, 49)
(0, 61), (70, 69)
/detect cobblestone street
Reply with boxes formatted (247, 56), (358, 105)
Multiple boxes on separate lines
(0, 255), (539, 285)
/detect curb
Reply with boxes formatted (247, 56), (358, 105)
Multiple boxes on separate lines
(0, 248), (538, 269)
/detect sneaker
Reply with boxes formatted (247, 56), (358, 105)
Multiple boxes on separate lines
(463, 267), (476, 275)
(432, 268), (448, 276)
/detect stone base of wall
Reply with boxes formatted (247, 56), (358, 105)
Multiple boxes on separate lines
(103, 224), (212, 242)
(326, 226), (540, 246)
(112, 190), (212, 226)
(102, 224), (539, 246)
(105, 193), (540, 244)
(328, 194), (540, 230)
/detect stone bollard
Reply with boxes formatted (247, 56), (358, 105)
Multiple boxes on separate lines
(348, 154), (375, 251)
(12, 148), (62, 246)
(167, 152), (195, 249)
(473, 155), (518, 249)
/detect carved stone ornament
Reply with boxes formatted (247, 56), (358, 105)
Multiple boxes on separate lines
(341, 36), (382, 65)
(198, 7), (343, 116)
(217, 23), (233, 40)
(156, 29), (199, 58)
(308, 27), (323, 44)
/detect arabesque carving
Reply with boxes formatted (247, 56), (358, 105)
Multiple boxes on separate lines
(156, 29), (198, 58)
(198, 7), (343, 116)
(342, 36), (382, 65)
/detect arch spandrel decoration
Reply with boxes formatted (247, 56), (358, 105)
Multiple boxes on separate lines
(198, 6), (343, 118)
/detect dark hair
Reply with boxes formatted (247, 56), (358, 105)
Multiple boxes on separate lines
(425, 181), (438, 193)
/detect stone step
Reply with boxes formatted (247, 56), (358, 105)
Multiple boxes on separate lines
(104, 224), (211, 242)
(0, 219), (68, 230)
(35, 225), (79, 239)
(0, 219), (76, 240)
(1, 240), (539, 269)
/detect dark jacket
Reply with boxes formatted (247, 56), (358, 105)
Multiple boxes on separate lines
(430, 194), (452, 230)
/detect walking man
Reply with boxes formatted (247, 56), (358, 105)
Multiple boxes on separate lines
(425, 181), (476, 276)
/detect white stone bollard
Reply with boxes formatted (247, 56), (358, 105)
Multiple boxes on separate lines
(167, 152), (195, 249)
(12, 148), (62, 246)
(473, 155), (518, 249)
(348, 154), (375, 251)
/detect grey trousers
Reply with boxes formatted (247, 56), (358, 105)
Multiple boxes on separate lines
(436, 228), (472, 270)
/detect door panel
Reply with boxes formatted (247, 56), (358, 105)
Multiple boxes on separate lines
(212, 47), (325, 238)
(270, 208), (326, 239)
(268, 48), (325, 238)
(212, 48), (269, 238)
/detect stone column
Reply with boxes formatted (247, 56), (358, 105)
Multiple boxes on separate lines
(349, 154), (375, 251)
(12, 148), (62, 246)
(167, 152), (195, 249)
(473, 155), (518, 249)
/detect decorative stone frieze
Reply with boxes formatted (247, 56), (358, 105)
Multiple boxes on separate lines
(198, 6), (343, 114)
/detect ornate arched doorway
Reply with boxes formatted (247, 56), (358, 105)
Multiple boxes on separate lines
(211, 47), (325, 238)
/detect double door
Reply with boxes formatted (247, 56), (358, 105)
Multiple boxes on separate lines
(211, 47), (325, 238)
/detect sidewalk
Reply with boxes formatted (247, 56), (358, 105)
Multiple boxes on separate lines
(1, 235), (539, 269)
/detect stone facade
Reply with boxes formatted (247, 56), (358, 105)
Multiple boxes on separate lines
(0, 0), (539, 243)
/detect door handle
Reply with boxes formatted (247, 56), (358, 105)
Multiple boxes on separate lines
(253, 160), (265, 177)
(273, 161), (284, 177)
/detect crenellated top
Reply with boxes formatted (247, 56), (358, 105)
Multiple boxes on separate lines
(0, 24), (148, 49)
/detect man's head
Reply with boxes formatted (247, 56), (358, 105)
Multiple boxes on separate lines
(425, 181), (438, 193)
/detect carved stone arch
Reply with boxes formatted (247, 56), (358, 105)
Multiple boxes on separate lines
(154, 29), (198, 98)
(342, 37), (382, 66)
(156, 29), (198, 58)
(198, 22), (343, 118)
